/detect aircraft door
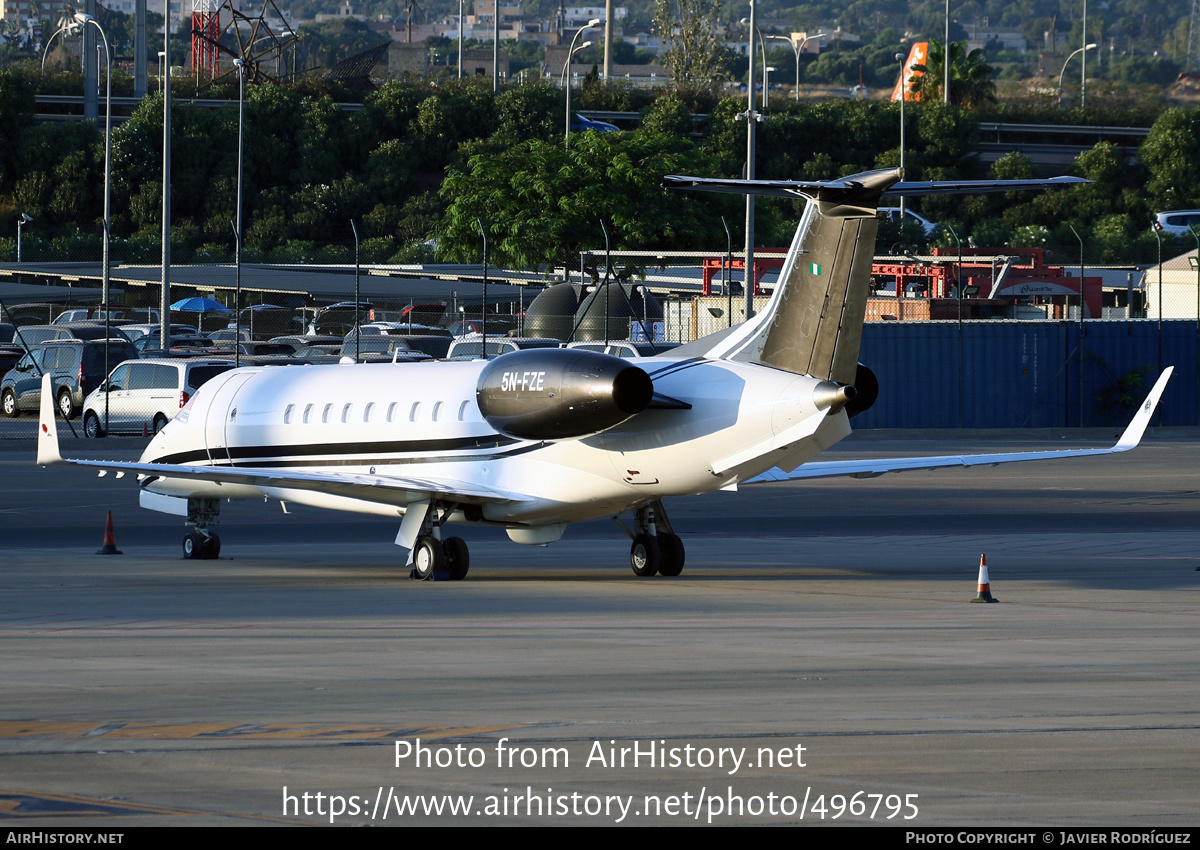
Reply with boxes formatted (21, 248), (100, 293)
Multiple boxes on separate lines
(202, 371), (256, 464)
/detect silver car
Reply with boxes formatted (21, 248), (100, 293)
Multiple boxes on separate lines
(82, 358), (234, 437)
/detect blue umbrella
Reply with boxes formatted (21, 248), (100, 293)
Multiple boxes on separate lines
(171, 296), (232, 313)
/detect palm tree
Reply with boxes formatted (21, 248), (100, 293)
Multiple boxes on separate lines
(911, 39), (997, 108)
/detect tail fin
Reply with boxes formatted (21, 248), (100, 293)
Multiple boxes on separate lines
(665, 171), (1087, 383)
(37, 372), (63, 467)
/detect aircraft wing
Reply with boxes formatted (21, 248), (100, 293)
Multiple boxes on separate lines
(745, 367), (1173, 483)
(35, 375), (532, 508)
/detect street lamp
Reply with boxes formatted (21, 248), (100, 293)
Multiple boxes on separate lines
(40, 16), (78, 73)
(16, 213), (31, 264)
(739, 17), (769, 109)
(740, 5), (760, 320)
(1058, 44), (1097, 106)
(768, 32), (825, 102)
(71, 13), (112, 315)
(233, 56), (247, 365)
(896, 52), (907, 224)
(564, 18), (602, 149)
(763, 66), (776, 109)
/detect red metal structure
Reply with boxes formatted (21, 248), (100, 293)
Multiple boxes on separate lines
(191, 0), (220, 81)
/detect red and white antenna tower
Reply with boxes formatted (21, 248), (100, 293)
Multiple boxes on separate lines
(191, 0), (220, 81)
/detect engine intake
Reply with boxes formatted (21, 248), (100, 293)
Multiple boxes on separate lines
(476, 349), (654, 440)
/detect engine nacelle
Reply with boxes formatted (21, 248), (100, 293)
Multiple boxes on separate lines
(476, 349), (654, 440)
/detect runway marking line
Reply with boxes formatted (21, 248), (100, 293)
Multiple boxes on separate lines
(0, 788), (308, 824)
(0, 721), (526, 741)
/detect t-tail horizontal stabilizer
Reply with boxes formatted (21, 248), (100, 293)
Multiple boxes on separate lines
(663, 170), (1089, 383)
(745, 367), (1173, 483)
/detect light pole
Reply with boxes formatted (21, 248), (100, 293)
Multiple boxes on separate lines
(1058, 44), (1097, 106)
(768, 32), (825, 102)
(72, 13), (112, 315)
(763, 66), (776, 109)
(233, 56), (246, 367)
(457, 0), (463, 79)
(896, 53), (907, 225)
(492, 0), (499, 92)
(40, 17), (79, 73)
(16, 213), (31, 264)
(1081, 0), (1088, 107)
(739, 17), (769, 110)
(563, 19), (602, 149)
(351, 219), (360, 363)
(741, 4), (759, 320)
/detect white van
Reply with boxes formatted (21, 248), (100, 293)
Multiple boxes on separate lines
(82, 358), (234, 437)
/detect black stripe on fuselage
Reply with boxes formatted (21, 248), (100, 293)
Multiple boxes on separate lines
(644, 358), (708, 381)
(198, 441), (546, 469)
(149, 434), (521, 466)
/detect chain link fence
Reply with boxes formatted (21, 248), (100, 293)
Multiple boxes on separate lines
(3, 236), (1198, 441)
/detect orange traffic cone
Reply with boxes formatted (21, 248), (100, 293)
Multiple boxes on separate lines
(141, 422), (148, 437)
(970, 554), (997, 603)
(96, 510), (123, 555)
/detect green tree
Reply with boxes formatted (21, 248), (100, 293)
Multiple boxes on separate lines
(911, 40), (996, 108)
(1140, 107), (1200, 212)
(439, 129), (731, 269)
(653, 0), (733, 93)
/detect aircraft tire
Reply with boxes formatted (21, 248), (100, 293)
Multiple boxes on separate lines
(413, 535), (442, 580)
(657, 533), (685, 577)
(443, 537), (469, 581)
(182, 532), (203, 559)
(630, 533), (660, 577)
(202, 534), (221, 560)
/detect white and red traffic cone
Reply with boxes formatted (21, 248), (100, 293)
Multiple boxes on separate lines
(970, 554), (997, 603)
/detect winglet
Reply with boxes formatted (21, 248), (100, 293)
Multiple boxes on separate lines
(37, 372), (63, 467)
(1114, 367), (1173, 451)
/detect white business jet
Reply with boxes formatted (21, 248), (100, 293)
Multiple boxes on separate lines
(37, 167), (1172, 579)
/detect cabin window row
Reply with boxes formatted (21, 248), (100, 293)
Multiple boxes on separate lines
(282, 400), (471, 425)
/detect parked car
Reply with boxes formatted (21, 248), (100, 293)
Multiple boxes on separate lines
(0, 345), (24, 380)
(566, 340), (681, 357)
(446, 336), (562, 360)
(339, 336), (432, 363)
(268, 335), (343, 353)
(2, 338), (139, 419)
(877, 206), (938, 237)
(572, 114), (619, 133)
(9, 325), (61, 352)
(51, 323), (133, 342)
(120, 323), (200, 342)
(82, 358), (235, 437)
(1152, 210), (1200, 236)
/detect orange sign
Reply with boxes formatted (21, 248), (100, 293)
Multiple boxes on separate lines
(891, 42), (927, 102)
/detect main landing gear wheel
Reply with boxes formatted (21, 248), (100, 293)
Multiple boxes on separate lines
(657, 532), (685, 577)
(443, 536), (469, 581)
(182, 532), (220, 560)
(630, 532), (660, 577)
(412, 535), (443, 580)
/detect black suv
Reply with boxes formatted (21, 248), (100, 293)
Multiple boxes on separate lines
(2, 338), (139, 419)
